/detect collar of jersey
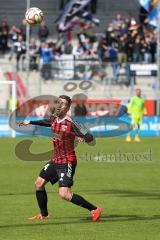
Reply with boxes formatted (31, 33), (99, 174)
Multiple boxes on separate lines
(56, 116), (67, 123)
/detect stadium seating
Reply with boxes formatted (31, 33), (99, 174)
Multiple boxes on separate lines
(0, 0), (139, 35)
(0, 0), (156, 100)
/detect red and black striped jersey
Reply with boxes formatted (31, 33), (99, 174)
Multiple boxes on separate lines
(30, 116), (93, 164)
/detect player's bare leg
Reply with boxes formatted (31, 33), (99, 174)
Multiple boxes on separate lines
(28, 176), (49, 220)
(59, 187), (102, 222)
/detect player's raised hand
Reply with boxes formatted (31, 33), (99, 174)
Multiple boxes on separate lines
(19, 120), (30, 127)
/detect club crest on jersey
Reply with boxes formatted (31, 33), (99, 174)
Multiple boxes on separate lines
(61, 125), (68, 131)
(52, 133), (62, 141)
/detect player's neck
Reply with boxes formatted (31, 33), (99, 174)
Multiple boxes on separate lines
(57, 113), (67, 120)
(56, 114), (67, 123)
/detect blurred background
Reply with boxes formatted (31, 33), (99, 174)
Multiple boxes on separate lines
(0, 0), (159, 137)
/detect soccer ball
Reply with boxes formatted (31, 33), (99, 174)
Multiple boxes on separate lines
(25, 7), (44, 25)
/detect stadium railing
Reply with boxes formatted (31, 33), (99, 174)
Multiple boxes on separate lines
(18, 54), (159, 100)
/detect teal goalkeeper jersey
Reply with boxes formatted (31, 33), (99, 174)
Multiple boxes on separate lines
(127, 96), (147, 118)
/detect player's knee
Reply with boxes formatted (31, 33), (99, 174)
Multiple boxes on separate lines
(35, 179), (45, 190)
(59, 188), (69, 200)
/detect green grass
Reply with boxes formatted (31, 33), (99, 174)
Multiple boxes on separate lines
(0, 137), (160, 240)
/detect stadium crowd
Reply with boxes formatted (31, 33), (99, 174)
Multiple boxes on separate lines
(0, 13), (157, 73)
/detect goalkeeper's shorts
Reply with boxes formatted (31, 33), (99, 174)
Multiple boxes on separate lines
(131, 116), (142, 125)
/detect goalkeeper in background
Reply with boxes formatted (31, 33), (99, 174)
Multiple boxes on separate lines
(126, 88), (147, 142)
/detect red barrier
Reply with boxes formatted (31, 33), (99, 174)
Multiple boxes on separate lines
(5, 72), (27, 101)
(17, 98), (155, 117)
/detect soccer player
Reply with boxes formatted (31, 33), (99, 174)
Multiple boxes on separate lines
(126, 88), (147, 142)
(19, 95), (102, 222)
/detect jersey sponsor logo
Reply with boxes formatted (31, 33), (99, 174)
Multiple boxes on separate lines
(61, 125), (68, 131)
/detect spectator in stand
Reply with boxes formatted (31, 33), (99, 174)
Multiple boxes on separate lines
(150, 33), (157, 63)
(126, 28), (137, 62)
(101, 14), (158, 64)
(19, 19), (27, 41)
(83, 37), (93, 51)
(132, 36), (142, 62)
(14, 35), (26, 71)
(77, 32), (86, 47)
(72, 42), (84, 57)
(9, 25), (21, 60)
(40, 43), (53, 80)
(106, 29), (118, 50)
(118, 23), (128, 37)
(142, 37), (151, 63)
(47, 38), (57, 50)
(0, 21), (9, 53)
(9, 25), (20, 43)
(117, 35), (128, 63)
(140, 39), (146, 62)
(112, 14), (124, 30)
(108, 43), (118, 82)
(82, 37), (95, 57)
(126, 18), (138, 62)
(38, 22), (49, 42)
(40, 43), (53, 64)
(29, 38), (39, 70)
(97, 36), (107, 62)
(0, 11), (158, 71)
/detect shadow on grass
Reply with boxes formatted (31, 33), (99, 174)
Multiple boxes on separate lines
(1, 189), (160, 200)
(0, 192), (54, 196)
(1, 214), (160, 229)
(78, 189), (160, 200)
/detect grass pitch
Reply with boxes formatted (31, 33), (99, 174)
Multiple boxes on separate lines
(0, 137), (160, 240)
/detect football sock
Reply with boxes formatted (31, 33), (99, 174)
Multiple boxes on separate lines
(136, 128), (140, 136)
(127, 131), (132, 137)
(70, 193), (97, 211)
(36, 190), (48, 216)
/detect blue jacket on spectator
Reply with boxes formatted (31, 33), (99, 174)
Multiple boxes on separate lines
(41, 45), (53, 64)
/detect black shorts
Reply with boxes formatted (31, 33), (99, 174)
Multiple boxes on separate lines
(39, 161), (76, 188)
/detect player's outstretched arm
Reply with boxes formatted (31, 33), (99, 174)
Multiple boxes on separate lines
(19, 118), (52, 127)
(72, 120), (96, 146)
